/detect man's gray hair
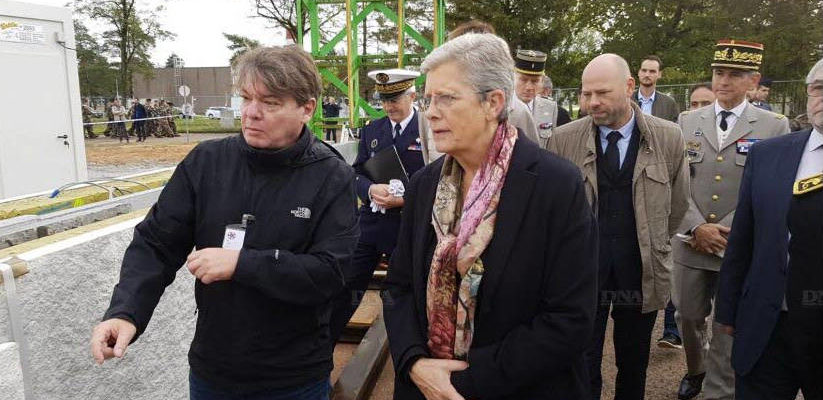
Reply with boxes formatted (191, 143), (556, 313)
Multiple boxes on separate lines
(421, 33), (513, 121)
(807, 58), (823, 84)
(543, 75), (553, 90)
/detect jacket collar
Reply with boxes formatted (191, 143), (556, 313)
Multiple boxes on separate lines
(238, 125), (314, 169)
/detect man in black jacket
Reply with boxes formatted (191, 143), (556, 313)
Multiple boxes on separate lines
(90, 46), (359, 400)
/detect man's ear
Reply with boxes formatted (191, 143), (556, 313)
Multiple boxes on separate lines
(626, 77), (636, 97)
(302, 98), (317, 123)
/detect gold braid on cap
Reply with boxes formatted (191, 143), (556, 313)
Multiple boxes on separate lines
(376, 80), (414, 94)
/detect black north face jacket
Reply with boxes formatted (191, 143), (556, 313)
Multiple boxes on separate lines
(104, 127), (359, 394)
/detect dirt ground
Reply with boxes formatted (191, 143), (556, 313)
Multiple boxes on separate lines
(83, 135), (725, 400)
(84, 134), (234, 177)
(332, 312), (691, 400)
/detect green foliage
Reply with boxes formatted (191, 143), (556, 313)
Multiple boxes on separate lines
(447, 0), (591, 87)
(223, 33), (262, 65)
(74, 0), (175, 96)
(445, 0), (823, 86)
(164, 53), (183, 68)
(74, 19), (118, 97)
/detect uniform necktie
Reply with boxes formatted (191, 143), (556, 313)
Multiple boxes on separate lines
(719, 110), (733, 131)
(393, 123), (402, 142)
(605, 131), (622, 172)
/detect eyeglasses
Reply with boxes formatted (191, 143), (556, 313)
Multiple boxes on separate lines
(420, 90), (491, 112)
(808, 83), (823, 97)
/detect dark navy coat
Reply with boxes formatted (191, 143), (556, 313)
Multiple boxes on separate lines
(353, 110), (425, 253)
(716, 129), (812, 376)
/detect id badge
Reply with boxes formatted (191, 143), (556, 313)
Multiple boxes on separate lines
(222, 224), (246, 250)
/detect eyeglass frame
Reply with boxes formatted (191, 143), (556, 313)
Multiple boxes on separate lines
(807, 81), (823, 97)
(419, 89), (496, 112)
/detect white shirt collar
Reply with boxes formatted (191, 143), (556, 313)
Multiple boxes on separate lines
(714, 99), (747, 118)
(391, 108), (416, 134)
(806, 128), (823, 153)
(638, 90), (656, 103)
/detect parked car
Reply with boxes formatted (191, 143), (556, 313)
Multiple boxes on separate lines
(205, 106), (226, 119)
(205, 106), (240, 119)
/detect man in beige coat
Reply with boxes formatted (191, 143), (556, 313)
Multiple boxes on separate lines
(672, 39), (790, 400)
(547, 54), (689, 399)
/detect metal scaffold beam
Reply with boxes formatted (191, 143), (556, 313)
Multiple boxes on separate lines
(296, 0), (446, 137)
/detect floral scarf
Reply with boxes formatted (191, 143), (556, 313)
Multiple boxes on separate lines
(426, 122), (518, 359)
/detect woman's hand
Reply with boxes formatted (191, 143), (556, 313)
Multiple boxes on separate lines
(410, 358), (468, 400)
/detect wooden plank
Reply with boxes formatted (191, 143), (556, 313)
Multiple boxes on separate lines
(347, 290), (381, 329)
(332, 315), (389, 400)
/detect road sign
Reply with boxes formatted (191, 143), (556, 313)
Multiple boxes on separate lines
(178, 85), (190, 97)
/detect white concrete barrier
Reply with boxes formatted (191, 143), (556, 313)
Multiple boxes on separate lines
(0, 342), (24, 400)
(0, 216), (194, 399)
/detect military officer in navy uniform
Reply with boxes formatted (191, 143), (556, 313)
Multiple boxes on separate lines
(329, 69), (425, 343)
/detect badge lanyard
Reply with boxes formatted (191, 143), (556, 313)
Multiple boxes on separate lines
(222, 213), (255, 250)
(222, 167), (257, 250)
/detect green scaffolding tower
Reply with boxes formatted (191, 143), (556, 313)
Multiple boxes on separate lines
(296, 0), (446, 137)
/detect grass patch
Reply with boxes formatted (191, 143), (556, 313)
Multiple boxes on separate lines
(88, 116), (241, 135)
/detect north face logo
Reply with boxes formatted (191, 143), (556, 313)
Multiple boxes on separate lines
(290, 207), (311, 219)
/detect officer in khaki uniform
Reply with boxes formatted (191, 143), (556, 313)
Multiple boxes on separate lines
(672, 40), (790, 400)
(515, 49), (558, 148)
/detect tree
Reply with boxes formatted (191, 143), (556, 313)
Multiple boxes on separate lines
(74, 0), (175, 96)
(253, 0), (342, 43)
(164, 53), (183, 68)
(447, 0), (594, 88)
(74, 19), (118, 97)
(223, 33), (261, 65)
(588, 0), (822, 83)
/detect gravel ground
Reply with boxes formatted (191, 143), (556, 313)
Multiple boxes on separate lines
(84, 134), (234, 179)
(357, 311), (693, 400)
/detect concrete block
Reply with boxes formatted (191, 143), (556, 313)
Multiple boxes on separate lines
(0, 228), (194, 399)
(0, 342), (25, 400)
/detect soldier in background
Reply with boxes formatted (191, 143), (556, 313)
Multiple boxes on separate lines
(155, 100), (173, 137)
(103, 100), (114, 137)
(126, 99), (136, 137)
(750, 77), (773, 111)
(82, 98), (97, 139)
(515, 49), (559, 148)
(541, 74), (572, 127)
(144, 99), (156, 138)
(167, 101), (179, 136)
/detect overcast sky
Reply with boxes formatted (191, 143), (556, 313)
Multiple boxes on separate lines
(25, 0), (289, 67)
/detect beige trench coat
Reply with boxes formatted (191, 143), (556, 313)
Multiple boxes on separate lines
(546, 103), (689, 312)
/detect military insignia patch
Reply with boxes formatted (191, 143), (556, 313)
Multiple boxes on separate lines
(794, 173), (823, 195)
(736, 138), (760, 154)
(370, 139), (378, 148)
(376, 73), (390, 83)
(538, 122), (553, 130)
(694, 128), (703, 137)
(687, 140), (701, 151)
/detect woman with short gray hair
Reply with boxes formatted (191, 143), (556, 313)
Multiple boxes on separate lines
(383, 33), (598, 399)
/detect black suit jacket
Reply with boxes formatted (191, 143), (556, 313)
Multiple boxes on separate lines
(382, 133), (598, 399)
